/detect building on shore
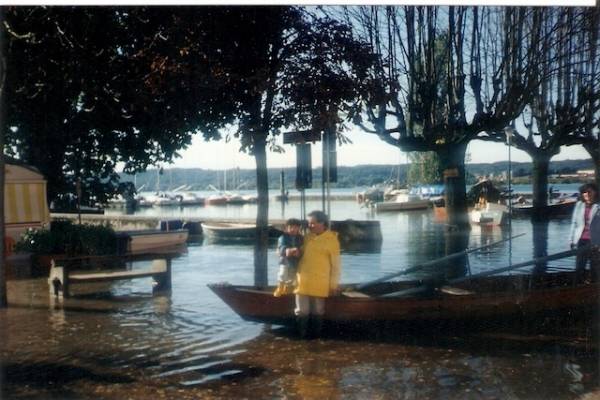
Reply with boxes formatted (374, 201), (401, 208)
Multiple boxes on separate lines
(4, 160), (50, 246)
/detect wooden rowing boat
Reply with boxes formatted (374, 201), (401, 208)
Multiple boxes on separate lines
(209, 271), (598, 328)
(210, 245), (599, 331)
(201, 222), (281, 240)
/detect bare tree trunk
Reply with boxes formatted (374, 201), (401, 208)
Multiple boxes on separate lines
(0, 108), (5, 308)
(594, 153), (600, 190)
(584, 143), (600, 189)
(531, 153), (551, 220)
(443, 228), (469, 280)
(253, 135), (269, 288)
(532, 219), (549, 274)
(0, 116), (5, 308)
(0, 8), (7, 307)
(439, 143), (470, 230)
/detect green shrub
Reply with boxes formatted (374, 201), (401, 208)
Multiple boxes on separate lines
(15, 219), (118, 256)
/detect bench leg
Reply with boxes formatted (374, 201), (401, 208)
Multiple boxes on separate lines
(48, 264), (70, 298)
(152, 259), (172, 293)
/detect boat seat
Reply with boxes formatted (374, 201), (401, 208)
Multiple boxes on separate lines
(342, 290), (371, 298)
(439, 286), (474, 296)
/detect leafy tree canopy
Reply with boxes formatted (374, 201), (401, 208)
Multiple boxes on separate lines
(2, 6), (377, 210)
(2, 6), (263, 206)
(407, 152), (442, 185)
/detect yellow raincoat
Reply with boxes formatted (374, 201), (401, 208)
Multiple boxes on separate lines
(295, 230), (341, 298)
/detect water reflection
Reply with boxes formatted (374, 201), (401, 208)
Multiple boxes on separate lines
(3, 197), (600, 398)
(471, 224), (505, 249)
(533, 219), (550, 274)
(443, 228), (470, 279)
(340, 241), (382, 254)
(292, 356), (341, 399)
(565, 361), (585, 394)
(151, 295), (172, 315)
(48, 307), (66, 333)
(403, 211), (445, 268)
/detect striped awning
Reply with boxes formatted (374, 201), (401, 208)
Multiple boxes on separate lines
(4, 181), (50, 225)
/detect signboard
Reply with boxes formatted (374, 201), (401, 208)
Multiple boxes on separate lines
(283, 130), (322, 144)
(296, 144), (312, 189)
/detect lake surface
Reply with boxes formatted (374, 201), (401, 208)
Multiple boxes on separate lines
(2, 186), (599, 399)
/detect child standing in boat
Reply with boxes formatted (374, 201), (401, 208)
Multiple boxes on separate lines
(274, 218), (304, 297)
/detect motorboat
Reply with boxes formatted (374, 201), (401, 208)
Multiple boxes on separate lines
(512, 194), (577, 218)
(205, 194), (228, 205)
(470, 202), (508, 226)
(374, 190), (431, 212)
(134, 195), (154, 208)
(144, 192), (179, 207)
(225, 193), (247, 204)
(176, 192), (205, 206)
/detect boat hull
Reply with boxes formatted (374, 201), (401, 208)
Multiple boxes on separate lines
(201, 222), (281, 240)
(375, 199), (431, 212)
(118, 229), (189, 254)
(206, 196), (228, 205)
(470, 210), (506, 225)
(512, 198), (577, 218)
(208, 273), (598, 328)
(470, 203), (508, 226)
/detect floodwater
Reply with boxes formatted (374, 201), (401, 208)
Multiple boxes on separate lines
(2, 189), (599, 399)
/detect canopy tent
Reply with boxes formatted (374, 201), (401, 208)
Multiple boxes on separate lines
(4, 161), (50, 243)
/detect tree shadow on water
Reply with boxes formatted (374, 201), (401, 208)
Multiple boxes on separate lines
(1, 361), (134, 397)
(269, 315), (599, 359)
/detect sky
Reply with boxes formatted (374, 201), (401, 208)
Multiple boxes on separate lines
(144, 2), (593, 171)
(172, 127), (592, 170)
(15, 0), (595, 5)
(10, 0), (590, 171)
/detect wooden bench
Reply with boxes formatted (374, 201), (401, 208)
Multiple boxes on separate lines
(48, 253), (175, 298)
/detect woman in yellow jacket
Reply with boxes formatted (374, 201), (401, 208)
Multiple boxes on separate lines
(294, 210), (341, 338)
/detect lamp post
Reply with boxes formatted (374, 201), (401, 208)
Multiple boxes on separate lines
(76, 177), (82, 226)
(504, 126), (515, 267)
(504, 127), (515, 220)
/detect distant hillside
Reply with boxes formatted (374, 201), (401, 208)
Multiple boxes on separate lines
(465, 159), (594, 180)
(120, 158), (595, 191)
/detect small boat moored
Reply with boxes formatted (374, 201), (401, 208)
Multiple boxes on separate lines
(209, 246), (594, 332)
(200, 221), (281, 241)
(117, 229), (189, 254)
(470, 202), (508, 226)
(512, 195), (578, 218)
(176, 192), (205, 206)
(374, 191), (432, 212)
(206, 194), (228, 205)
(209, 271), (597, 330)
